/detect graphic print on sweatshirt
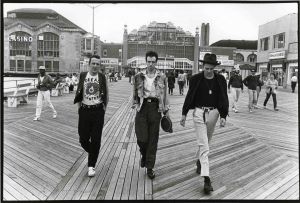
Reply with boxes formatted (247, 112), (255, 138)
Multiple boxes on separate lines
(83, 73), (101, 105)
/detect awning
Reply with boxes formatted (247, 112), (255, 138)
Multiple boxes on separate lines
(239, 64), (255, 70)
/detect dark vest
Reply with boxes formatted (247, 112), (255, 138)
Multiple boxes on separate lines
(73, 72), (108, 107)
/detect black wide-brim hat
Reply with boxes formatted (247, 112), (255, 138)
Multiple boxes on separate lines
(161, 115), (173, 133)
(199, 53), (221, 65)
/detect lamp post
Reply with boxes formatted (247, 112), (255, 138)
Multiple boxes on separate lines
(86, 4), (103, 54)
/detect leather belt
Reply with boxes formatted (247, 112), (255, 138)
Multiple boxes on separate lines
(144, 97), (159, 103)
(198, 106), (216, 111)
(81, 103), (103, 109)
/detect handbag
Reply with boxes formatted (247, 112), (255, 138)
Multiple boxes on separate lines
(161, 115), (173, 133)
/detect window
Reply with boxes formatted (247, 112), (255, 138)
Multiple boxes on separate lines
(37, 32), (59, 58)
(236, 53), (244, 62)
(9, 31), (32, 56)
(103, 49), (107, 57)
(25, 60), (31, 72)
(86, 39), (91, 50)
(10, 60), (16, 71)
(273, 33), (285, 49)
(260, 37), (269, 51)
(247, 54), (257, 63)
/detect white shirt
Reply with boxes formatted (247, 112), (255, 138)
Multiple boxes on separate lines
(291, 76), (298, 82)
(144, 74), (157, 98)
(82, 72), (102, 105)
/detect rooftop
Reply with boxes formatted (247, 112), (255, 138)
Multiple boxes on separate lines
(210, 40), (258, 50)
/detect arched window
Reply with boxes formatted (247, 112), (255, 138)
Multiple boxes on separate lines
(9, 31), (32, 72)
(37, 32), (60, 72)
(247, 54), (257, 63)
(236, 53), (244, 62)
(9, 31), (32, 57)
(37, 32), (59, 58)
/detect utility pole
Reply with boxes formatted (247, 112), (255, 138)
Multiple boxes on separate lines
(87, 4), (103, 54)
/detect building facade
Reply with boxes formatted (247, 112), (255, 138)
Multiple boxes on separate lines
(122, 22), (200, 74)
(208, 40), (257, 79)
(257, 13), (298, 87)
(4, 8), (86, 74)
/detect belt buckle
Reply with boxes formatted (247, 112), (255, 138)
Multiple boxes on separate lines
(147, 99), (151, 103)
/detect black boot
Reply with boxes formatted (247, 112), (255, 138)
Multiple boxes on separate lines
(196, 160), (201, 174)
(204, 176), (213, 194)
(147, 168), (155, 179)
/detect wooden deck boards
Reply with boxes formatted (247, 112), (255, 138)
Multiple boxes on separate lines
(3, 79), (298, 200)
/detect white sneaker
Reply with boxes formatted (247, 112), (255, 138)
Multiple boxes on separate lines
(249, 109), (253, 113)
(88, 167), (95, 177)
(33, 117), (40, 121)
(234, 109), (238, 113)
(232, 107), (236, 112)
(53, 114), (57, 119)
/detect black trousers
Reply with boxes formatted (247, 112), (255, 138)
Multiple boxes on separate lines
(78, 106), (105, 167)
(263, 93), (277, 109)
(291, 82), (297, 92)
(135, 101), (162, 169)
(168, 88), (173, 94)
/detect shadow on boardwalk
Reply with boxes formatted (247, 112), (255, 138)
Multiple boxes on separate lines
(3, 78), (299, 200)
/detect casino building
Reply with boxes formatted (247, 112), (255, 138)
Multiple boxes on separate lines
(121, 22), (201, 74)
(4, 8), (87, 74)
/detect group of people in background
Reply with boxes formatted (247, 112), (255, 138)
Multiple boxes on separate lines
(227, 65), (293, 113)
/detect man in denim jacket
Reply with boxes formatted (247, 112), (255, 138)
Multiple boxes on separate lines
(132, 51), (170, 179)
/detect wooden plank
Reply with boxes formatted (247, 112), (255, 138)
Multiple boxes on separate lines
(4, 165), (48, 200)
(4, 174), (37, 200)
(264, 170), (299, 199)
(47, 152), (87, 200)
(277, 182), (299, 199)
(3, 188), (17, 200)
(246, 165), (298, 199)
(121, 143), (138, 200)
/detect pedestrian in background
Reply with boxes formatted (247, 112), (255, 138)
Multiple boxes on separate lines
(33, 66), (57, 121)
(228, 65), (243, 113)
(178, 70), (186, 95)
(243, 69), (259, 113)
(291, 73), (298, 93)
(254, 73), (264, 108)
(263, 73), (279, 111)
(132, 50), (170, 179)
(168, 71), (176, 95)
(74, 54), (109, 177)
(180, 53), (229, 194)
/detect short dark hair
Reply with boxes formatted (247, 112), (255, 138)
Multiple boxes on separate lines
(270, 73), (276, 77)
(89, 55), (101, 65)
(145, 51), (158, 62)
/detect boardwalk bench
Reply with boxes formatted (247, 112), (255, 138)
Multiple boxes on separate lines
(51, 83), (64, 97)
(7, 83), (32, 107)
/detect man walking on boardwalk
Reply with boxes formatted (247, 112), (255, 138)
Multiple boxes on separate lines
(33, 66), (57, 121)
(74, 55), (109, 177)
(180, 53), (229, 194)
(132, 51), (170, 179)
(243, 69), (259, 112)
(228, 65), (243, 113)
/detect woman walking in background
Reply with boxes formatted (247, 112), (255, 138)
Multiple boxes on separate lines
(168, 71), (176, 95)
(263, 73), (279, 111)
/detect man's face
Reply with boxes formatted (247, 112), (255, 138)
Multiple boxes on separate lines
(251, 71), (255, 76)
(146, 56), (157, 72)
(89, 57), (101, 75)
(39, 69), (45, 76)
(203, 63), (216, 77)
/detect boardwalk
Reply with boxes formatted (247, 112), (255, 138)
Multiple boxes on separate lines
(3, 78), (299, 200)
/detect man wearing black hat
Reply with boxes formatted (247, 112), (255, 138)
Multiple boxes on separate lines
(74, 54), (109, 177)
(180, 53), (229, 194)
(243, 69), (260, 113)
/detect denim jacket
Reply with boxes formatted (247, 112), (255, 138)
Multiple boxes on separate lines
(132, 71), (170, 112)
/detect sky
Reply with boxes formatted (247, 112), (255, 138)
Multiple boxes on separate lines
(3, 3), (298, 45)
